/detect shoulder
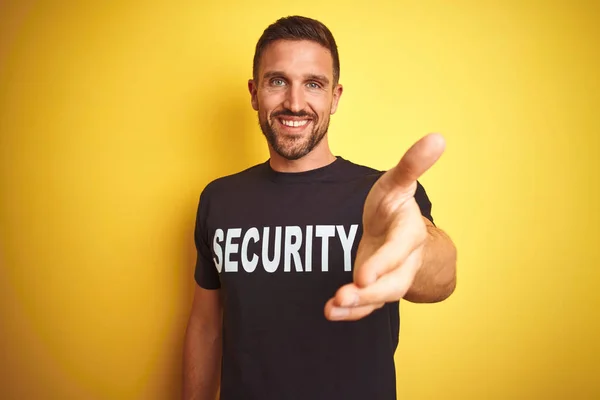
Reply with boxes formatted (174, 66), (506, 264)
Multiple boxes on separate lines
(337, 157), (382, 174)
(194, 162), (268, 215)
(338, 157), (435, 221)
(335, 157), (384, 181)
(201, 162), (267, 196)
(339, 157), (429, 190)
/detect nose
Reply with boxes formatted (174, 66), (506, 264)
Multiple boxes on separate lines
(283, 84), (306, 113)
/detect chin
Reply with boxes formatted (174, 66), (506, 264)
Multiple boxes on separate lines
(274, 145), (309, 161)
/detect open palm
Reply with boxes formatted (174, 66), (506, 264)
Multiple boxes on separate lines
(325, 133), (446, 321)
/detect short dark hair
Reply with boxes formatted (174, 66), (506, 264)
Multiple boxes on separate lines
(252, 16), (340, 86)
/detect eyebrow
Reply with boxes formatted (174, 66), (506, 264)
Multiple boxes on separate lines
(306, 74), (330, 86)
(262, 71), (330, 87)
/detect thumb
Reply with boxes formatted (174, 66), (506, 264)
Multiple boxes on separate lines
(381, 133), (446, 190)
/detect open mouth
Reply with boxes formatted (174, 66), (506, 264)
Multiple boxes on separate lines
(278, 118), (311, 129)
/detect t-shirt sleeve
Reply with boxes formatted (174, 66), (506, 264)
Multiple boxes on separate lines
(415, 180), (435, 226)
(193, 188), (221, 290)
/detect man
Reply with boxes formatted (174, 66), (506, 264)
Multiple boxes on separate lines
(183, 15), (457, 400)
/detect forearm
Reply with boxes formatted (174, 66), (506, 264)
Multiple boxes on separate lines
(182, 320), (222, 400)
(403, 218), (457, 303)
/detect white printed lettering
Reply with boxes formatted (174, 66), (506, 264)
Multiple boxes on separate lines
(262, 226), (282, 273)
(241, 227), (259, 273)
(315, 225), (335, 272)
(337, 224), (358, 272)
(212, 225), (359, 274)
(305, 225), (313, 272)
(284, 226), (303, 272)
(213, 229), (224, 273)
(224, 228), (241, 272)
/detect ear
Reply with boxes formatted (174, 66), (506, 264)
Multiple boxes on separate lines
(248, 79), (259, 111)
(330, 83), (344, 115)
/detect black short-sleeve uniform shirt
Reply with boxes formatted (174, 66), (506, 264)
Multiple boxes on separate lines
(194, 157), (434, 400)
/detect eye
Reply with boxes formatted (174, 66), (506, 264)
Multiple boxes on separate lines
(307, 82), (322, 89)
(271, 78), (286, 86)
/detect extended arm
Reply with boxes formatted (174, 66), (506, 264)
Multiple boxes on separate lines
(403, 217), (457, 303)
(324, 134), (458, 321)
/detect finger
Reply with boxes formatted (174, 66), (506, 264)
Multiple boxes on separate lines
(380, 133), (446, 191)
(331, 282), (359, 307)
(352, 247), (424, 307)
(353, 220), (425, 287)
(336, 248), (423, 307)
(324, 297), (383, 321)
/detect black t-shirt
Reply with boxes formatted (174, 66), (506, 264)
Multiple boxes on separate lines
(194, 157), (434, 400)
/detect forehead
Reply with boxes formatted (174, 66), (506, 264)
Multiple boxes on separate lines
(259, 40), (334, 79)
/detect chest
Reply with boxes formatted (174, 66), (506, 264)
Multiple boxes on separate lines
(205, 179), (374, 302)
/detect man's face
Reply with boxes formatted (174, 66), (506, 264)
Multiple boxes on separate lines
(249, 40), (343, 160)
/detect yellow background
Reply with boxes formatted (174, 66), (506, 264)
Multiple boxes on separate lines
(1, 1), (599, 399)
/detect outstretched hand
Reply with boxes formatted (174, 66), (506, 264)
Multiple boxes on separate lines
(324, 133), (446, 321)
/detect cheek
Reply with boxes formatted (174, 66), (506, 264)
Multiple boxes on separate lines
(308, 94), (332, 115)
(259, 90), (284, 106)
(258, 97), (280, 118)
(312, 104), (331, 121)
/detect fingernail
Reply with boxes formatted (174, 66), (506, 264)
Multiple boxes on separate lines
(330, 307), (350, 319)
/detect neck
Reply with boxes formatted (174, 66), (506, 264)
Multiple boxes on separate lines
(268, 137), (336, 173)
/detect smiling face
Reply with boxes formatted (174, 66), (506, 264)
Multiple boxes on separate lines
(249, 39), (343, 161)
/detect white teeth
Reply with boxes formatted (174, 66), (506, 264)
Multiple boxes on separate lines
(281, 119), (308, 127)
